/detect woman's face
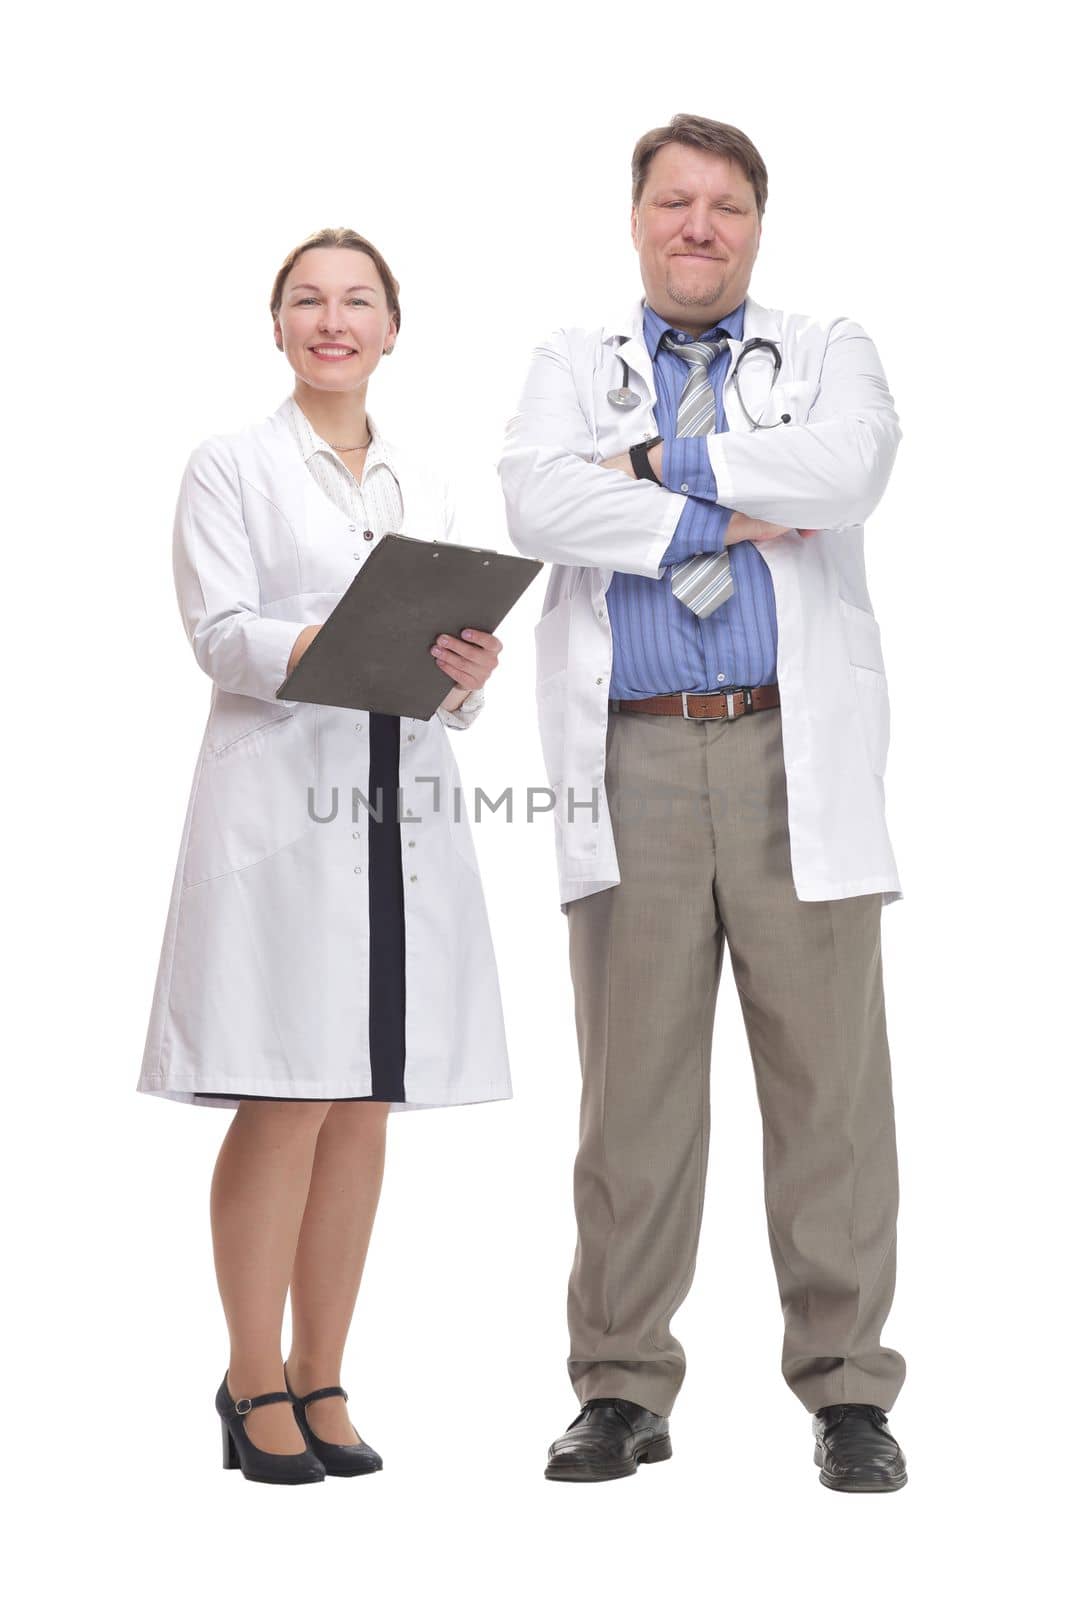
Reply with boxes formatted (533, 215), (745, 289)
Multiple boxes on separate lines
(274, 247), (397, 393)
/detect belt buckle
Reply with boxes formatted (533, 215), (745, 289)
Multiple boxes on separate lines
(682, 688), (753, 721)
(680, 691), (714, 720)
(723, 687), (754, 721)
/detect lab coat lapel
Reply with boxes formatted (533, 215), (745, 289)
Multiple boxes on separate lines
(260, 404), (324, 524)
(604, 300), (656, 403)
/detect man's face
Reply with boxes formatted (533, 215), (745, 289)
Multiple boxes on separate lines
(631, 143), (761, 333)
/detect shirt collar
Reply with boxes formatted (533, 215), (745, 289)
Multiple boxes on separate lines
(642, 295), (746, 355)
(282, 394), (398, 475)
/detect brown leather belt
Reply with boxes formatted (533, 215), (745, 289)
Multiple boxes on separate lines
(609, 685), (780, 721)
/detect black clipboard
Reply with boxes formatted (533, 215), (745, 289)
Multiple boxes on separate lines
(275, 534), (543, 719)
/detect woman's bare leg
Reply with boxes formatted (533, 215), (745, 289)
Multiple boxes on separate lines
(211, 1099), (333, 1454)
(285, 1101), (391, 1445)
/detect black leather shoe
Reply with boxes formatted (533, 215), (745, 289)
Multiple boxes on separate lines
(545, 1397), (671, 1482)
(216, 1373), (325, 1484)
(813, 1403), (907, 1492)
(284, 1365), (383, 1478)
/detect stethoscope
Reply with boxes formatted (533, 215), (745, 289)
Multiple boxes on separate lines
(608, 336), (792, 429)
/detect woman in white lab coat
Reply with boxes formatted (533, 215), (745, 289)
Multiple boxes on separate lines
(138, 228), (510, 1485)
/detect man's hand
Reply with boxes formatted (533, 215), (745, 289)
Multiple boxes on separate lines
(596, 445), (664, 480)
(724, 512), (819, 544)
(431, 627), (503, 709)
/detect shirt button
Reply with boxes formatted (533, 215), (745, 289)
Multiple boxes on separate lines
(348, 524), (357, 532)
(352, 831), (361, 839)
(353, 866), (362, 874)
(680, 483), (689, 493)
(352, 553), (361, 561)
(595, 676), (603, 685)
(717, 673), (726, 682)
(363, 529), (375, 542)
(410, 874), (418, 883)
(407, 733), (416, 743)
(354, 722), (362, 731)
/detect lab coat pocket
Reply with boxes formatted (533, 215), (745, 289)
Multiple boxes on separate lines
(535, 668), (569, 794)
(840, 599), (889, 777)
(184, 707), (319, 887)
(533, 597), (573, 680)
(447, 780), (484, 880)
(760, 378), (818, 427)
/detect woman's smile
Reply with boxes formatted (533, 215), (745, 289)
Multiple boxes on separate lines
(308, 343), (358, 362)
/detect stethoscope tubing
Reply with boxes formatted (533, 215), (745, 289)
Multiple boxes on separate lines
(608, 335), (790, 429)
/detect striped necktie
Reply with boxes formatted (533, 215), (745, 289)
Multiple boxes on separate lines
(663, 330), (734, 619)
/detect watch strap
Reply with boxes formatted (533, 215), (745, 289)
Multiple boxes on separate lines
(629, 435), (663, 484)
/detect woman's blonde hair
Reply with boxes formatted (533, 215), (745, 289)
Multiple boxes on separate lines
(269, 227), (401, 332)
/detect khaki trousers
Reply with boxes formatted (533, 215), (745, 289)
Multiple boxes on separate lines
(565, 704), (905, 1416)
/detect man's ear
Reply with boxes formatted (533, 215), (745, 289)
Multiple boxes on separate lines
(630, 206), (639, 249)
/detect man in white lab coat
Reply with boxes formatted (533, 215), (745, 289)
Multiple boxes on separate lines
(498, 115), (908, 1492)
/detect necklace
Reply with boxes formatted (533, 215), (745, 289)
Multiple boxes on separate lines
(328, 436), (372, 452)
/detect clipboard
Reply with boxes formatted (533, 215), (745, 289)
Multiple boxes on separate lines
(275, 533), (543, 719)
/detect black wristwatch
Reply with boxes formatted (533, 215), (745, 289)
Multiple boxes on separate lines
(629, 435), (663, 484)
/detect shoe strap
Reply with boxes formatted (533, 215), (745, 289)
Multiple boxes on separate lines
(223, 1389), (293, 1420)
(298, 1385), (349, 1407)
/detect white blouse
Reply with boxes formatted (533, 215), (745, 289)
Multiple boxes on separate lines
(283, 394), (403, 534)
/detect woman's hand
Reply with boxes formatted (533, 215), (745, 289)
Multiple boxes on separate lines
(287, 624), (322, 674)
(431, 627), (502, 707)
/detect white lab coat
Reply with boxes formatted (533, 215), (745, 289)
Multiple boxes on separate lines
(498, 295), (903, 908)
(138, 401), (511, 1109)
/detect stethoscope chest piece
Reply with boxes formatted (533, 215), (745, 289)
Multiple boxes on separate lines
(607, 386), (641, 409)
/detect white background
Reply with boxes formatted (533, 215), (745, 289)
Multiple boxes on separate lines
(6, 1), (1063, 1594)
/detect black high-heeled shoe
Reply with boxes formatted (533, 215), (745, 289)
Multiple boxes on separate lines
(216, 1372), (325, 1484)
(284, 1364), (383, 1477)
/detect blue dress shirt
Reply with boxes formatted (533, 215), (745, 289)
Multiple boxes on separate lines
(606, 297), (779, 698)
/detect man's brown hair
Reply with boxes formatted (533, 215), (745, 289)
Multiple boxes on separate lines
(631, 115), (768, 220)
